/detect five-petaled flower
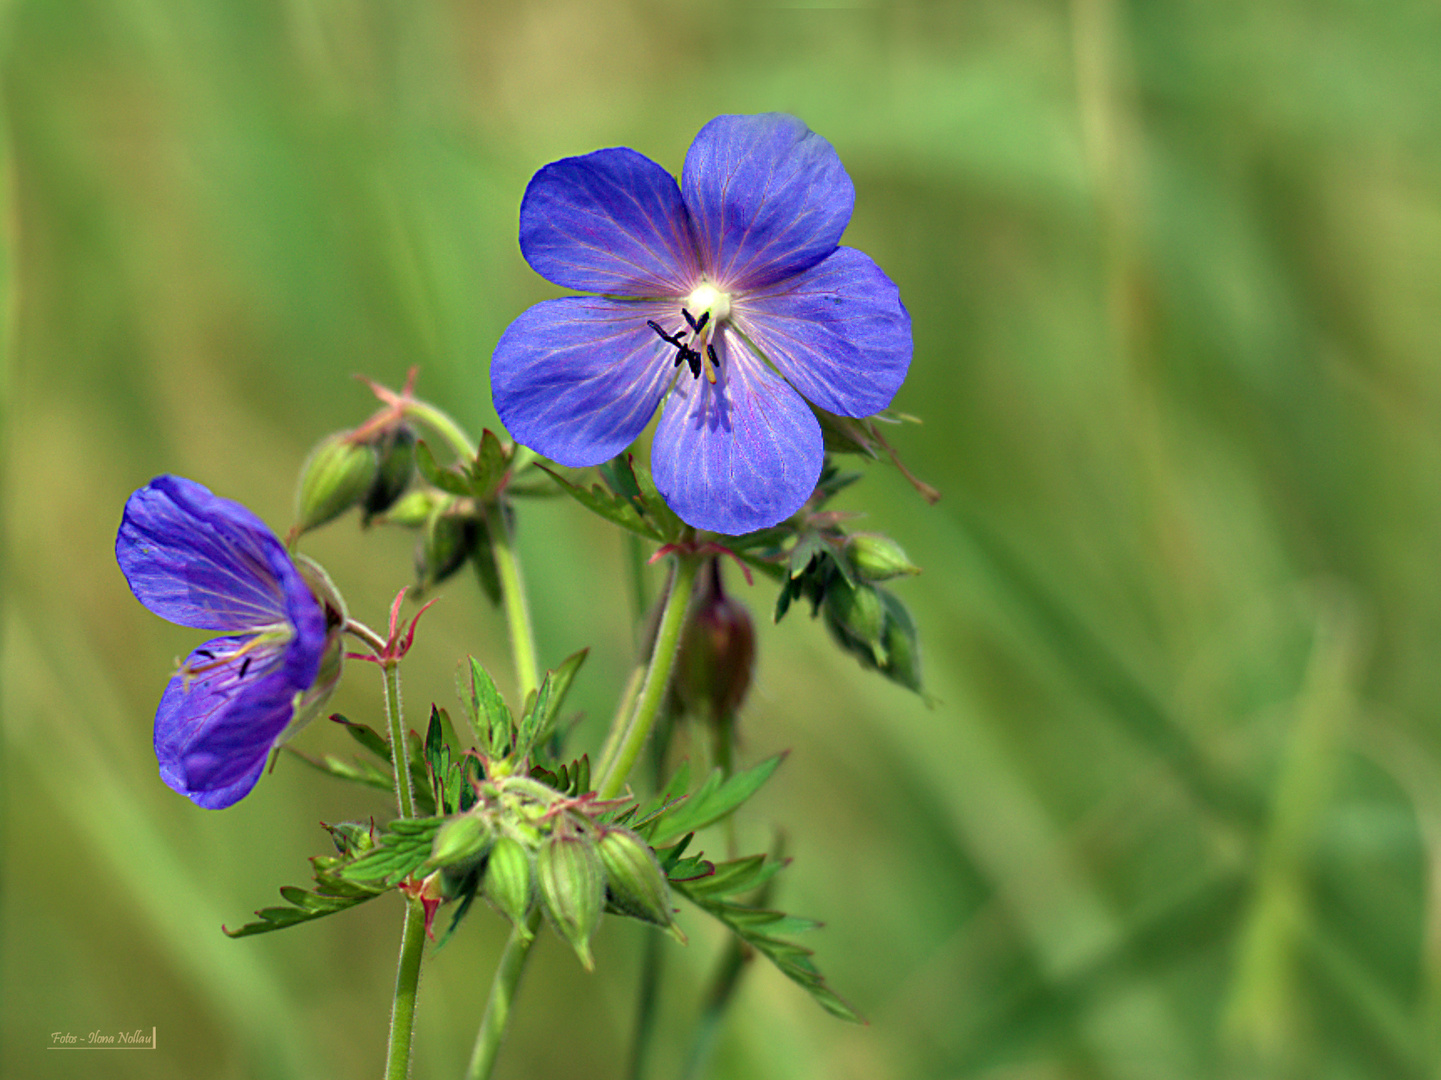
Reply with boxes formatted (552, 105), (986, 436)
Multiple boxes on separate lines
(491, 113), (912, 535)
(116, 476), (346, 808)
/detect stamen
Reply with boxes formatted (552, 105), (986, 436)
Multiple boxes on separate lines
(240, 656), (253, 679)
(682, 308), (700, 332)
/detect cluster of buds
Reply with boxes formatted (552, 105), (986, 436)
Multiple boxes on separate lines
(425, 772), (681, 968)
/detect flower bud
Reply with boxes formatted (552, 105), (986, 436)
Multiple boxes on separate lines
(877, 589), (923, 692)
(415, 509), (478, 593)
(361, 424), (417, 523)
(537, 830), (604, 970)
(597, 828), (684, 942)
(673, 559), (755, 723)
(482, 835), (534, 940)
(294, 432), (378, 534)
(375, 488), (446, 528)
(429, 813), (493, 870)
(845, 533), (920, 583)
(823, 578), (889, 667)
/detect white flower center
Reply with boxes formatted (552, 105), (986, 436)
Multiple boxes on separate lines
(686, 282), (731, 324)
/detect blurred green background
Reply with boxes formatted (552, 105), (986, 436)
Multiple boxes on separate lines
(5, 1), (1441, 1078)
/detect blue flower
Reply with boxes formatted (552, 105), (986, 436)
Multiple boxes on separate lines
(491, 113), (912, 535)
(116, 476), (345, 809)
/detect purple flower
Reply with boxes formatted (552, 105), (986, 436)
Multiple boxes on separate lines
(116, 476), (345, 809)
(491, 113), (911, 535)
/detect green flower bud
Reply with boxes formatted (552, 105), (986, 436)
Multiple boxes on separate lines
(482, 835), (534, 940)
(823, 578), (889, 666)
(375, 488), (447, 528)
(415, 509), (478, 593)
(429, 814), (493, 870)
(537, 830), (604, 970)
(294, 432), (378, 535)
(877, 589), (923, 692)
(362, 424), (417, 523)
(597, 828), (684, 942)
(845, 533), (921, 582)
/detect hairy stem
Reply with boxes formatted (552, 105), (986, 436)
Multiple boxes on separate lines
(488, 503), (540, 700)
(385, 897), (428, 1080)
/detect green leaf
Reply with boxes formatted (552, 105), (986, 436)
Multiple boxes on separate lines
(470, 518), (502, 607)
(538, 464), (663, 540)
(458, 656), (514, 756)
(680, 854), (787, 899)
(515, 648), (588, 758)
(284, 747), (394, 793)
(649, 753), (786, 844)
(332, 713), (391, 763)
(342, 817), (443, 885)
(675, 883), (862, 1022)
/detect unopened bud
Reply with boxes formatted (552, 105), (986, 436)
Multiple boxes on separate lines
(877, 589), (923, 692)
(674, 559), (755, 723)
(597, 828), (684, 942)
(537, 830), (604, 970)
(429, 814), (492, 869)
(294, 433), (378, 534)
(846, 533), (921, 582)
(415, 509), (478, 593)
(362, 424), (417, 523)
(482, 835), (534, 939)
(823, 578), (889, 666)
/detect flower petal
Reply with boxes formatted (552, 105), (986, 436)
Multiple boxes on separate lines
(519, 147), (700, 295)
(682, 114), (854, 292)
(652, 339), (823, 535)
(117, 476), (308, 633)
(736, 246), (912, 417)
(154, 636), (301, 809)
(492, 297), (679, 467)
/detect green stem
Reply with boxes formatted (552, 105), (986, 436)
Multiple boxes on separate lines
(598, 554), (699, 800)
(488, 504), (541, 700)
(380, 658), (424, 1080)
(465, 909), (543, 1080)
(385, 897), (428, 1080)
(382, 660), (416, 819)
(403, 398), (476, 460)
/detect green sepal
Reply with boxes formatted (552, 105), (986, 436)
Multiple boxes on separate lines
(414, 439), (474, 496)
(647, 754), (786, 844)
(483, 835), (536, 939)
(537, 832), (605, 970)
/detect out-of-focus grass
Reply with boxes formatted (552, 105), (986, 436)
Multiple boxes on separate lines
(5, 1), (1441, 1078)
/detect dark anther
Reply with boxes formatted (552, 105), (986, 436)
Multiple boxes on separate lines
(707, 344), (718, 368)
(647, 319), (685, 348)
(682, 308), (700, 331)
(195, 649), (215, 660)
(239, 656), (252, 679)
(685, 349), (702, 378)
(693, 310), (710, 332)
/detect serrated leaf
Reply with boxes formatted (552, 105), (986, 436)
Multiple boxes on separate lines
(789, 533), (827, 579)
(516, 649), (588, 758)
(414, 439), (473, 496)
(223, 884), (382, 938)
(681, 854), (786, 899)
(538, 464), (662, 540)
(342, 818), (442, 885)
(650, 754), (786, 844)
(459, 656), (513, 756)
(676, 884), (862, 1022)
